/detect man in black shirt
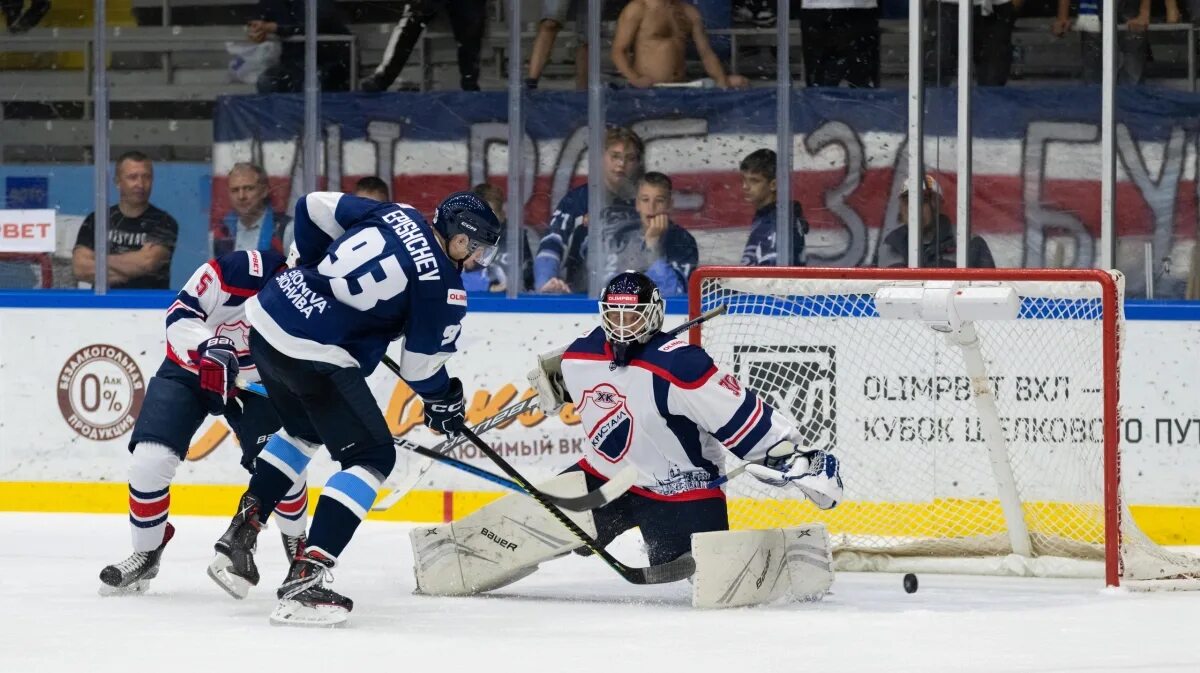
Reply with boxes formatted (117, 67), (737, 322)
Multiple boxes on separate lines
(248, 0), (352, 93)
(73, 151), (179, 290)
(876, 173), (995, 269)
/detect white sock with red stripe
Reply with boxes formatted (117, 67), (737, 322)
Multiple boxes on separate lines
(273, 471), (309, 538)
(128, 442), (181, 553)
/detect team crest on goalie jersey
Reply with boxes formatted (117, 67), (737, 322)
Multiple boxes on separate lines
(576, 383), (634, 463)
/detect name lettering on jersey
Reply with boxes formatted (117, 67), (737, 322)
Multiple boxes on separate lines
(248, 250), (263, 277)
(719, 374), (742, 396)
(383, 208), (441, 281)
(659, 339), (688, 353)
(447, 289), (467, 306)
(275, 269), (328, 318)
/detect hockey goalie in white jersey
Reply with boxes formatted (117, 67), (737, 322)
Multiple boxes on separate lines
(411, 271), (843, 607)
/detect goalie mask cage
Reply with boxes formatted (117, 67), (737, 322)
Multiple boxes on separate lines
(689, 266), (1200, 590)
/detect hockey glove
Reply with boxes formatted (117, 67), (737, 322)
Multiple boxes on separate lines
(743, 441), (843, 510)
(197, 336), (239, 414)
(423, 377), (466, 436)
(527, 343), (571, 413)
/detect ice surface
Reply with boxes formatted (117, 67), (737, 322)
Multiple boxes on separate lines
(2, 513), (1199, 673)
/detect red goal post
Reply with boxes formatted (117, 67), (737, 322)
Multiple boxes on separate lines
(688, 266), (1198, 589)
(0, 253), (53, 289)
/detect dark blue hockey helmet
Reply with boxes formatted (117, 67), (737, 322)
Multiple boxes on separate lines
(432, 191), (503, 267)
(599, 270), (664, 366)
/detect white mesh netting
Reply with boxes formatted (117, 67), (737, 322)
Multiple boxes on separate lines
(695, 268), (1200, 586)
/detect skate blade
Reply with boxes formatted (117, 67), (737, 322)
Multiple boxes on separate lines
(207, 553), (253, 600)
(98, 579), (150, 597)
(269, 599), (349, 628)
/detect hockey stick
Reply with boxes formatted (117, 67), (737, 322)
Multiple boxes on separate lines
(235, 378), (632, 512)
(372, 305), (728, 512)
(393, 437), (635, 512)
(460, 426), (696, 585)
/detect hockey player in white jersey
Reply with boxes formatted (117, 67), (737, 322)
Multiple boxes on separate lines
(99, 249), (310, 595)
(411, 271), (843, 607)
(207, 191), (502, 626)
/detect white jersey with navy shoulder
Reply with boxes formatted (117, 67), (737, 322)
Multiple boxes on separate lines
(560, 328), (800, 501)
(165, 249), (287, 383)
(246, 192), (466, 398)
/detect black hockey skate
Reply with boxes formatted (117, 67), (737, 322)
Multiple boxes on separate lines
(99, 522), (175, 596)
(207, 491), (264, 599)
(282, 531), (307, 562)
(269, 550), (353, 627)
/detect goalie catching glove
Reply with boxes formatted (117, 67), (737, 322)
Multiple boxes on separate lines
(527, 344), (571, 413)
(743, 441), (843, 510)
(196, 336), (239, 413)
(423, 377), (466, 435)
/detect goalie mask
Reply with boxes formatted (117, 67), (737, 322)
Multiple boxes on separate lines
(599, 271), (664, 366)
(432, 191), (503, 268)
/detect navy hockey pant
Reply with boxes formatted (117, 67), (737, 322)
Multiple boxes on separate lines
(247, 329), (396, 561)
(130, 359), (281, 469)
(573, 466), (729, 565)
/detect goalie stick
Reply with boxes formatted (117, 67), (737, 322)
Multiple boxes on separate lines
(393, 437), (636, 512)
(232, 379), (632, 512)
(460, 426), (696, 585)
(371, 304), (728, 512)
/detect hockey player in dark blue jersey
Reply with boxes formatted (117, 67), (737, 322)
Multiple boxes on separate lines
(207, 190), (502, 626)
(534, 127), (643, 293)
(738, 149), (809, 266)
(99, 249), (310, 596)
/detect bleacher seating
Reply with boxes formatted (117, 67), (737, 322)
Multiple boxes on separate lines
(2, 0), (1197, 164)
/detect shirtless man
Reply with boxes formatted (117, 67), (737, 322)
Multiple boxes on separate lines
(612, 0), (748, 89)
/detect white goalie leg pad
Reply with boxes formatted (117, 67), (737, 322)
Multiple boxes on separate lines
(691, 524), (834, 609)
(410, 471), (596, 596)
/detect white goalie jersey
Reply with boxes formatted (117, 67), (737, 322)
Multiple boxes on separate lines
(559, 327), (800, 500)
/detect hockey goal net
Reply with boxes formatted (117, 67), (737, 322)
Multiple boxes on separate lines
(0, 253), (52, 289)
(690, 266), (1200, 589)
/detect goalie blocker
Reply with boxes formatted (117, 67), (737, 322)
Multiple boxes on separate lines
(411, 471), (835, 607)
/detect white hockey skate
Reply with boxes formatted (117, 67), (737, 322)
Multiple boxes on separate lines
(99, 522), (175, 596)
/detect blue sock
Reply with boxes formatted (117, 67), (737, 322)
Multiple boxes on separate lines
(251, 433), (315, 519)
(306, 466), (382, 562)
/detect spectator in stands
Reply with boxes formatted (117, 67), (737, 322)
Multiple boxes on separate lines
(612, 0), (749, 88)
(213, 163), (290, 257)
(359, 0), (486, 92)
(73, 152), (178, 290)
(462, 183), (533, 293)
(526, 1), (614, 90)
(249, 0), (352, 93)
(924, 0), (1017, 87)
(2, 0), (49, 33)
(535, 126), (644, 294)
(619, 171), (697, 296)
(353, 176), (392, 201)
(875, 174), (995, 268)
(800, 0), (880, 88)
(738, 149), (809, 266)
(1051, 0), (1180, 84)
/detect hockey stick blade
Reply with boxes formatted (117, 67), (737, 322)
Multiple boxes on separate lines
(461, 427), (695, 585)
(372, 446), (436, 512)
(236, 379), (268, 397)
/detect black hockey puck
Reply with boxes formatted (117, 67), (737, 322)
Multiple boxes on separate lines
(903, 573), (919, 594)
